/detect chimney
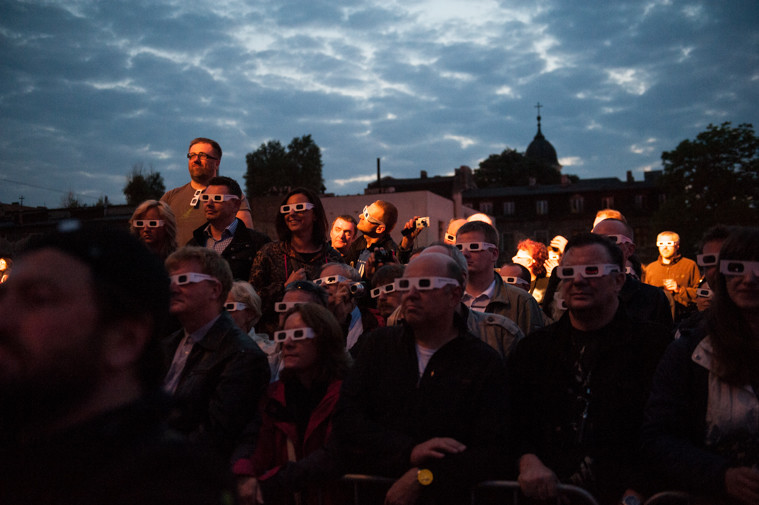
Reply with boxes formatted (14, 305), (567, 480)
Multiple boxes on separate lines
(626, 170), (634, 183)
(421, 170), (428, 179)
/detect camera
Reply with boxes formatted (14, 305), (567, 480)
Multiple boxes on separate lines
(402, 217), (430, 237)
(349, 282), (365, 296)
(374, 247), (395, 264)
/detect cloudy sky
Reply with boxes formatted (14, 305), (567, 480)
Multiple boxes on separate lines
(1, 0), (757, 208)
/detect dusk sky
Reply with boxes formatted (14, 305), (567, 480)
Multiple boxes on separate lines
(1, 0), (757, 208)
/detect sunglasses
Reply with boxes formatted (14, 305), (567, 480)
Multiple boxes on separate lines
(273, 327), (316, 343)
(133, 219), (165, 228)
(314, 275), (348, 286)
(656, 241), (678, 247)
(371, 282), (397, 298)
(280, 202), (315, 213)
(502, 276), (530, 287)
(394, 276), (459, 291)
(200, 194), (239, 203)
(720, 260), (759, 276)
(604, 234), (633, 245)
(186, 152), (219, 161)
(362, 206), (384, 226)
(225, 302), (248, 312)
(555, 264), (621, 279)
(170, 272), (218, 286)
(455, 242), (496, 252)
(697, 253), (719, 267)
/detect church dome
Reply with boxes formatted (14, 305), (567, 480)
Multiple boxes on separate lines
(525, 107), (561, 171)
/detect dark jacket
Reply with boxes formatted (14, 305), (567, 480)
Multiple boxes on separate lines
(188, 218), (271, 281)
(510, 305), (671, 503)
(164, 311), (271, 461)
(486, 273), (545, 337)
(344, 233), (399, 279)
(332, 317), (510, 502)
(620, 275), (674, 331)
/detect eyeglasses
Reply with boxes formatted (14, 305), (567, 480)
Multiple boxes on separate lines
(273, 327), (316, 343)
(556, 264), (621, 279)
(190, 189), (203, 207)
(696, 288), (713, 298)
(200, 193), (239, 203)
(371, 282), (397, 298)
(455, 242), (496, 252)
(133, 219), (165, 228)
(225, 302), (248, 312)
(394, 276), (459, 291)
(502, 276), (530, 287)
(697, 253), (719, 267)
(280, 202), (315, 213)
(604, 234), (633, 245)
(362, 206), (384, 226)
(170, 272), (219, 286)
(656, 241), (678, 247)
(720, 260), (759, 276)
(314, 275), (348, 286)
(186, 152), (219, 161)
(275, 301), (304, 313)
(444, 233), (456, 243)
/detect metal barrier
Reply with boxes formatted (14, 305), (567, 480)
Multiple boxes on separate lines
(643, 491), (693, 505)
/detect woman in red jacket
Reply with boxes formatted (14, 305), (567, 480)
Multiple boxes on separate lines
(234, 303), (351, 505)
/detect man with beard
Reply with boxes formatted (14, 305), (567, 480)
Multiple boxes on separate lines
(0, 224), (232, 504)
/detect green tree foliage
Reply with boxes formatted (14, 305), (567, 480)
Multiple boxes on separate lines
(474, 148), (564, 187)
(123, 163), (166, 206)
(654, 122), (759, 252)
(245, 134), (325, 197)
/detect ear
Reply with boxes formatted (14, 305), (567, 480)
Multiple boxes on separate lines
(489, 247), (500, 262)
(102, 317), (152, 371)
(612, 271), (626, 293)
(376, 224), (386, 235)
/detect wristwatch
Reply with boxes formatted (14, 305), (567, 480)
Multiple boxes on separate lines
(416, 468), (434, 486)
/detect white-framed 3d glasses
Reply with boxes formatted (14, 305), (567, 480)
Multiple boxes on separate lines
(314, 275), (349, 286)
(273, 327), (316, 343)
(502, 276), (530, 287)
(371, 282), (397, 298)
(225, 302), (248, 312)
(720, 260), (759, 276)
(455, 242), (496, 252)
(280, 202), (315, 213)
(133, 219), (165, 228)
(200, 193), (239, 203)
(697, 253), (719, 267)
(170, 272), (219, 286)
(555, 264), (621, 279)
(394, 276), (459, 291)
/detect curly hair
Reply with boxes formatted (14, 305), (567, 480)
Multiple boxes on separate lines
(517, 238), (549, 277)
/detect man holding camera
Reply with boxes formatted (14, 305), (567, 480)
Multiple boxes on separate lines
(345, 200), (400, 280)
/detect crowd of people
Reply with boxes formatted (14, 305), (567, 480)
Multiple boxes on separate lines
(1, 136), (757, 505)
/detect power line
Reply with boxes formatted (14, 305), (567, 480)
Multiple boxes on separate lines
(0, 175), (102, 201)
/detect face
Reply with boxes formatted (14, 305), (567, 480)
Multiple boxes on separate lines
(204, 185), (240, 225)
(701, 240), (724, 288)
(0, 249), (102, 417)
(280, 312), (319, 373)
(512, 249), (534, 271)
(279, 289), (320, 328)
(168, 259), (221, 319)
(136, 207), (168, 248)
(500, 265), (528, 291)
(445, 219), (467, 244)
(559, 244), (625, 313)
(657, 233), (679, 259)
(357, 202), (383, 235)
(376, 281), (403, 319)
(457, 230), (498, 276)
(225, 293), (255, 333)
(331, 218), (356, 252)
(284, 193), (316, 235)
(592, 220), (634, 262)
(401, 254), (461, 328)
(725, 262), (759, 312)
(187, 141), (220, 185)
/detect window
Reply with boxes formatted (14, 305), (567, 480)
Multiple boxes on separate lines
(536, 200), (548, 215)
(480, 201), (493, 214)
(503, 201), (515, 216)
(601, 196), (614, 209)
(570, 195), (584, 214)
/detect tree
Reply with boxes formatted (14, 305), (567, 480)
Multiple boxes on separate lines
(244, 134), (325, 197)
(61, 191), (84, 209)
(653, 122), (759, 252)
(474, 148), (564, 187)
(123, 163), (166, 206)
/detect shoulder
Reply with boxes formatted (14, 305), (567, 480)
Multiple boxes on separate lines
(161, 183), (191, 202)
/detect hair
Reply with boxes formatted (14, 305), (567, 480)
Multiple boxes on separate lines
(657, 230), (680, 242)
(564, 232), (625, 270)
(275, 187), (328, 245)
(229, 281), (262, 327)
(284, 280), (329, 307)
(129, 200), (178, 260)
(371, 263), (405, 288)
(706, 226), (759, 386)
(279, 303), (352, 383)
(333, 215), (357, 228)
(594, 218), (634, 242)
(595, 208), (626, 223)
(165, 246), (234, 304)
(517, 239), (549, 276)
(698, 224), (734, 251)
(374, 200), (398, 232)
(0, 256), (12, 272)
(456, 220), (499, 246)
(501, 262), (531, 284)
(321, 262), (360, 282)
(207, 176), (242, 198)
(22, 223), (170, 390)
(189, 137), (222, 159)
(422, 242), (468, 287)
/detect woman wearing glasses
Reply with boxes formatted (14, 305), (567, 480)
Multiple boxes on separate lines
(129, 199), (178, 260)
(233, 303), (350, 505)
(250, 188), (343, 336)
(641, 227), (759, 505)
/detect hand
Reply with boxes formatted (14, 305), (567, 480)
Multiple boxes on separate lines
(544, 257), (559, 275)
(329, 281), (355, 323)
(663, 278), (678, 291)
(518, 453), (560, 500)
(384, 468), (421, 505)
(725, 467), (759, 505)
(285, 268), (307, 286)
(237, 476), (263, 505)
(400, 217), (423, 249)
(550, 235), (568, 253)
(695, 295), (712, 312)
(410, 437), (466, 466)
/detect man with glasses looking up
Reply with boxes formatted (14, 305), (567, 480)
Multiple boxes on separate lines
(345, 200), (399, 280)
(511, 233), (671, 505)
(163, 246), (270, 462)
(161, 138), (254, 246)
(333, 252), (510, 505)
(643, 230), (700, 324)
(187, 176), (270, 281)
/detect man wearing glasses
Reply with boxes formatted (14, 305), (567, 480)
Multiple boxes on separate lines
(333, 252), (510, 504)
(187, 176), (270, 280)
(161, 138), (254, 246)
(163, 246), (270, 461)
(643, 230), (700, 323)
(345, 200), (399, 280)
(511, 233), (670, 505)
